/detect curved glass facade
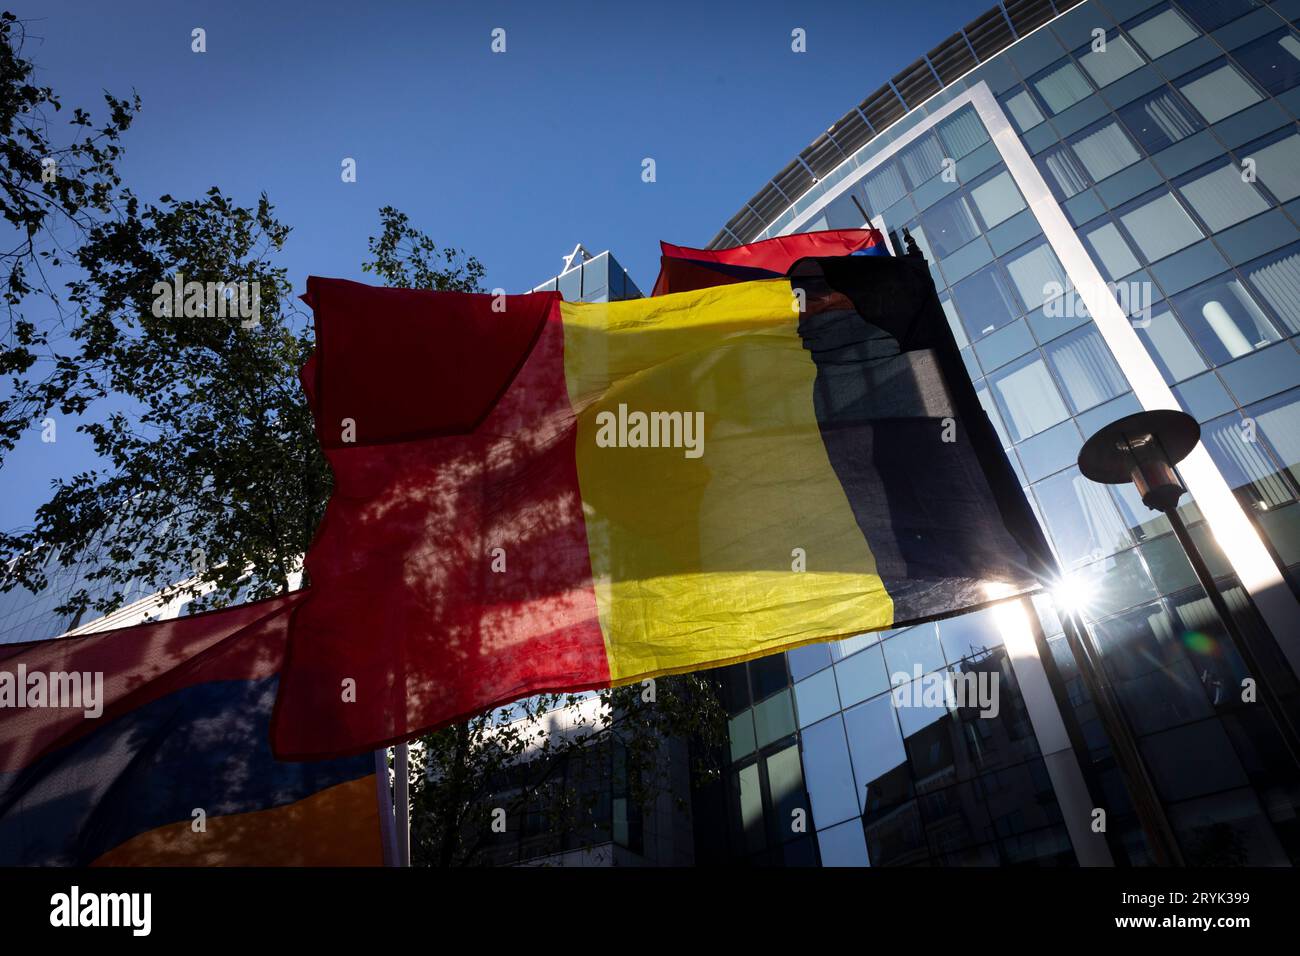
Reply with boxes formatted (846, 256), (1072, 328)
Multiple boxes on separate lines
(700, 0), (1300, 867)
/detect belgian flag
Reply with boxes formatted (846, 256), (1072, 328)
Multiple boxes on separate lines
(270, 230), (1045, 759)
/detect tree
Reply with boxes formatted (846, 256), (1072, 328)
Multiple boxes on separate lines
(0, 11), (139, 458)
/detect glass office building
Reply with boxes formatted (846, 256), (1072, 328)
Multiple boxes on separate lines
(697, 0), (1300, 866)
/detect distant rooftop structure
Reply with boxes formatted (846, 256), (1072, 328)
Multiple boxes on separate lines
(532, 248), (643, 302)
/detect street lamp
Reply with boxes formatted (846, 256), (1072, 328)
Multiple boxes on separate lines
(1078, 409), (1300, 770)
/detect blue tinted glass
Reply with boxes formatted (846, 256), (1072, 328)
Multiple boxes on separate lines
(843, 695), (908, 800)
(882, 625), (946, 681)
(1231, 28), (1300, 96)
(816, 818), (871, 866)
(937, 608), (1005, 664)
(1117, 86), (1203, 152)
(1175, 0), (1261, 32)
(787, 641), (832, 681)
(834, 644), (891, 707)
(1169, 272), (1282, 365)
(1043, 325), (1129, 413)
(794, 668), (840, 728)
(950, 262), (1024, 340)
(920, 192), (980, 258)
(800, 716), (861, 827)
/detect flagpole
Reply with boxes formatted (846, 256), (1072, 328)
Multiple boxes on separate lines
(394, 742), (411, 867)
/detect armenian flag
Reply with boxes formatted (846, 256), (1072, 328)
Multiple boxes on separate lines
(270, 230), (1043, 759)
(0, 593), (388, 865)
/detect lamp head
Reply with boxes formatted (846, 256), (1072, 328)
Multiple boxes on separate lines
(1078, 410), (1200, 514)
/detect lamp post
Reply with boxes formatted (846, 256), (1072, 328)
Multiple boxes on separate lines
(1078, 409), (1300, 771)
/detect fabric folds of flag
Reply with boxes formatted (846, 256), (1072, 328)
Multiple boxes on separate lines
(271, 231), (1044, 759)
(651, 227), (888, 296)
(0, 593), (387, 865)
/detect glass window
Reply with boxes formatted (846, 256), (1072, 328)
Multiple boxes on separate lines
(1202, 409), (1296, 510)
(1250, 388), (1300, 492)
(1176, 0), (1262, 32)
(842, 695), (908, 803)
(822, 184), (871, 229)
(1069, 118), (1142, 183)
(766, 745), (807, 843)
(816, 817), (870, 866)
(1175, 59), (1264, 124)
(1135, 307), (1209, 382)
(950, 262), (1024, 339)
(1117, 191), (1203, 263)
(1116, 87), (1202, 153)
(936, 106), (989, 160)
(1170, 272), (1282, 364)
(794, 668), (840, 728)
(735, 763), (766, 853)
(1043, 325), (1128, 413)
(1246, 132), (1300, 204)
(862, 161), (907, 213)
(937, 607), (1005, 664)
(1004, 241), (1070, 312)
(788, 641), (832, 681)
(881, 625), (945, 681)
(968, 170), (1026, 229)
(834, 644), (890, 707)
(1003, 87), (1045, 132)
(1076, 32), (1145, 88)
(1177, 161), (1270, 232)
(920, 192), (981, 258)
(1232, 28), (1300, 96)
(987, 352), (1072, 442)
(899, 133), (946, 188)
(753, 688), (796, 747)
(1032, 466), (1134, 566)
(1241, 243), (1300, 335)
(801, 716), (861, 827)
(1084, 219), (1141, 280)
(1125, 5), (1199, 60)
(1030, 59), (1094, 115)
(1039, 143), (1092, 199)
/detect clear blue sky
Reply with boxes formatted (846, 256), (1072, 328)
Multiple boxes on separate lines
(2, 0), (987, 530)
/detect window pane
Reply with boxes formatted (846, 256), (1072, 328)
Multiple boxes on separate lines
(1118, 192), (1202, 263)
(950, 263), (1023, 339)
(1077, 33), (1144, 87)
(1004, 241), (1070, 312)
(1178, 162), (1270, 232)
(1040, 144), (1092, 198)
(1126, 7), (1198, 60)
(969, 170), (1026, 229)
(1176, 0), (1262, 32)
(862, 162), (907, 212)
(920, 193), (980, 258)
(937, 106), (989, 159)
(1004, 88), (1045, 131)
(1031, 59), (1093, 114)
(842, 695), (907, 803)
(1202, 410), (1295, 509)
(1176, 61), (1263, 124)
(1032, 467), (1133, 566)
(1233, 28), (1300, 96)
(1171, 273), (1281, 364)
(899, 133), (946, 188)
(1084, 220), (1141, 280)
(1117, 87), (1202, 153)
(1241, 244), (1300, 335)
(1248, 133), (1300, 204)
(1070, 119), (1142, 183)
(1252, 388), (1300, 491)
(1043, 325), (1128, 413)
(1135, 307), (1209, 382)
(801, 716), (860, 827)
(988, 352), (1072, 442)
